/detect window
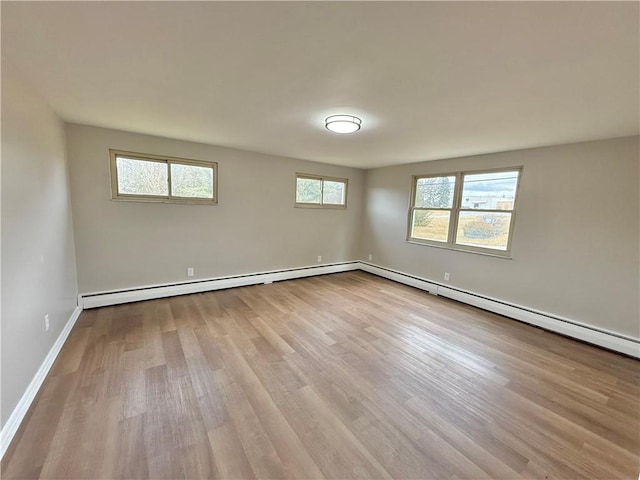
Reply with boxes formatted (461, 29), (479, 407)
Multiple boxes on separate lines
(408, 168), (521, 255)
(110, 150), (217, 204)
(295, 173), (348, 208)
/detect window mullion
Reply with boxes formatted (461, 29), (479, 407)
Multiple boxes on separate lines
(448, 172), (463, 244)
(505, 211), (516, 251)
(166, 161), (172, 199)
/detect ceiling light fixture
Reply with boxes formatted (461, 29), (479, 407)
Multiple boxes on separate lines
(325, 114), (362, 134)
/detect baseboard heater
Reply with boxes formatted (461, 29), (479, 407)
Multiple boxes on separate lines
(358, 262), (640, 359)
(79, 261), (360, 309)
(78, 260), (639, 358)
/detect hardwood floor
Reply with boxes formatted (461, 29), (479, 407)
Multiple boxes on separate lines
(2, 271), (639, 479)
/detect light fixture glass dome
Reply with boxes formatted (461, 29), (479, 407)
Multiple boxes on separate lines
(325, 114), (362, 134)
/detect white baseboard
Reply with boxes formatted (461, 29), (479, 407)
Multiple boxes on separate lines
(359, 262), (439, 295)
(0, 305), (83, 460)
(80, 262), (360, 309)
(82, 260), (639, 357)
(358, 262), (640, 358)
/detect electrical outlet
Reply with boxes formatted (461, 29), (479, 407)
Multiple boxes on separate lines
(317, 255), (322, 263)
(444, 272), (450, 281)
(187, 267), (194, 277)
(368, 254), (373, 261)
(44, 314), (50, 331)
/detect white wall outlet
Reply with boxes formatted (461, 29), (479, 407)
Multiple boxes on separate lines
(44, 314), (50, 331)
(444, 272), (450, 281)
(317, 255), (322, 263)
(368, 254), (373, 261)
(187, 267), (194, 277)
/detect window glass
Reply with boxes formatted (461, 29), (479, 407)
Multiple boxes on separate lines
(170, 163), (214, 199)
(116, 157), (168, 196)
(460, 171), (519, 210)
(296, 177), (322, 204)
(411, 210), (451, 243)
(455, 211), (513, 250)
(322, 180), (346, 205)
(414, 176), (456, 208)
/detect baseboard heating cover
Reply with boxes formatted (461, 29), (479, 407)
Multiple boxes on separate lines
(358, 262), (640, 359)
(79, 262), (360, 309)
(80, 260), (639, 357)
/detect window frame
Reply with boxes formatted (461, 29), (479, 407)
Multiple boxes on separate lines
(294, 173), (348, 209)
(109, 149), (218, 205)
(407, 166), (522, 257)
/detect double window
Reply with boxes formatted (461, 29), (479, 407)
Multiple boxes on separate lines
(295, 173), (348, 208)
(110, 150), (217, 204)
(408, 168), (521, 255)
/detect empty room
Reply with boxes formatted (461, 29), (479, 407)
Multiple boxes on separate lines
(1, 1), (639, 479)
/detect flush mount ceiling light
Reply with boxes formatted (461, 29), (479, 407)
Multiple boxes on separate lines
(325, 114), (362, 134)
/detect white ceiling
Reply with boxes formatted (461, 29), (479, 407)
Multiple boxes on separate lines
(2, 2), (638, 169)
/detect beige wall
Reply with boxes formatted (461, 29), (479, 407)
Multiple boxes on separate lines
(360, 136), (640, 339)
(66, 124), (364, 293)
(1, 66), (79, 426)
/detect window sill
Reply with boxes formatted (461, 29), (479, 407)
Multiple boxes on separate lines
(294, 203), (347, 210)
(111, 196), (217, 205)
(406, 239), (512, 259)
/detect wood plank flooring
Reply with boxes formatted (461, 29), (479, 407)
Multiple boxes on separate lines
(2, 271), (639, 479)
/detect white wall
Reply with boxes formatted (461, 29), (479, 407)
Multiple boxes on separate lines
(65, 124), (364, 294)
(360, 136), (640, 339)
(1, 65), (79, 426)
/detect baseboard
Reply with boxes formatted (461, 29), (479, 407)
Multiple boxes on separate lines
(80, 261), (360, 309)
(0, 305), (83, 460)
(358, 262), (640, 358)
(81, 260), (639, 357)
(359, 262), (440, 295)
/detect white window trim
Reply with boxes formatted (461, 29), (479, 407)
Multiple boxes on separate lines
(109, 150), (218, 205)
(407, 166), (522, 257)
(295, 173), (348, 209)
